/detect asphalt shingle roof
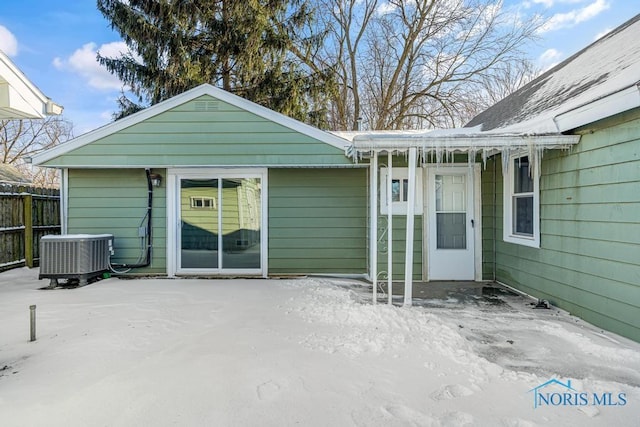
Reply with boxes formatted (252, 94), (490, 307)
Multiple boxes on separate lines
(466, 14), (640, 133)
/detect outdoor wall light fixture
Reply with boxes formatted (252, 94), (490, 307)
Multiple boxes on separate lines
(149, 173), (162, 187)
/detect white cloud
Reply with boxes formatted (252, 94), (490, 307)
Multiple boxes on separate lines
(100, 110), (114, 121)
(0, 25), (18, 56)
(53, 41), (131, 91)
(376, 2), (398, 16)
(538, 0), (610, 33)
(376, 0), (425, 16)
(531, 0), (555, 7)
(524, 0), (591, 7)
(538, 48), (563, 70)
(593, 27), (612, 40)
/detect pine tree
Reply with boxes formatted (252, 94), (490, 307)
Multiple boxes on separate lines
(96, 0), (331, 125)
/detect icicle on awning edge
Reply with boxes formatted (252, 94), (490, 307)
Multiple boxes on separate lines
(348, 134), (580, 169)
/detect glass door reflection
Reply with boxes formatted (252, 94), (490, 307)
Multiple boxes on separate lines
(221, 178), (261, 269)
(179, 177), (261, 271)
(180, 179), (219, 269)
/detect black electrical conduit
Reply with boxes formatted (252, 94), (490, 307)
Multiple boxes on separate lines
(110, 168), (153, 269)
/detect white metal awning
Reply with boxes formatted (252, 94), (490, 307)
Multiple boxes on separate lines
(345, 128), (581, 165)
(345, 128), (581, 307)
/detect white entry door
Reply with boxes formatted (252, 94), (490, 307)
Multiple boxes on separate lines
(427, 166), (477, 280)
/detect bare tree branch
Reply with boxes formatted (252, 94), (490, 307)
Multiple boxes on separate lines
(0, 117), (74, 187)
(313, 0), (544, 130)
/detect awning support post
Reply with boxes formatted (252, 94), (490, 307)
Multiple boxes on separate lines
(387, 152), (393, 305)
(370, 151), (378, 304)
(404, 147), (417, 306)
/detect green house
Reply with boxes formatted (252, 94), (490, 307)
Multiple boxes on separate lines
(33, 15), (640, 342)
(32, 84), (368, 278)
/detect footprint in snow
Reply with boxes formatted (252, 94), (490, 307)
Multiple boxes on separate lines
(430, 384), (475, 401)
(440, 411), (474, 426)
(256, 380), (281, 400)
(380, 404), (437, 425)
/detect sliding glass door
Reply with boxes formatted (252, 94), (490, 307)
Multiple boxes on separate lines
(177, 172), (263, 274)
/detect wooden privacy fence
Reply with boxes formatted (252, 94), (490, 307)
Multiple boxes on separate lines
(0, 183), (61, 271)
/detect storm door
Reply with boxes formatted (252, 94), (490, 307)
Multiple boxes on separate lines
(176, 171), (264, 275)
(427, 166), (476, 280)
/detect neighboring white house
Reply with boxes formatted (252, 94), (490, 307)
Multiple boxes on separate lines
(0, 49), (62, 119)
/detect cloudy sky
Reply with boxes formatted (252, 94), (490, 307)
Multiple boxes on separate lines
(0, 1), (637, 136)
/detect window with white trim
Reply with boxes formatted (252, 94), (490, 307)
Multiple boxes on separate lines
(503, 154), (540, 247)
(380, 167), (423, 214)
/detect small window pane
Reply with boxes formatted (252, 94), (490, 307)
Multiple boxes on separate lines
(514, 156), (533, 193)
(391, 179), (401, 202)
(513, 195), (534, 236)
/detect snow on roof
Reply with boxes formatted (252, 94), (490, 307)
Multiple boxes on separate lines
(344, 125), (579, 166)
(466, 14), (640, 133)
(332, 126), (486, 142)
(0, 163), (31, 184)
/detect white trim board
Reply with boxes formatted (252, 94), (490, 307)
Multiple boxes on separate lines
(61, 168), (68, 234)
(553, 83), (640, 132)
(29, 164), (364, 169)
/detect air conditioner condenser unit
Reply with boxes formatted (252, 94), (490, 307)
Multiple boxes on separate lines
(39, 234), (114, 287)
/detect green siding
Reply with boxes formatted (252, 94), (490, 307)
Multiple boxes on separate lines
(377, 217), (423, 281)
(69, 168), (364, 276)
(67, 169), (167, 274)
(268, 168), (367, 275)
(481, 158), (500, 280)
(481, 114), (640, 342)
(43, 95), (351, 168)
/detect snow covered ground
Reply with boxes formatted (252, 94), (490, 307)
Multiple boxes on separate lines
(1, 268), (639, 426)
